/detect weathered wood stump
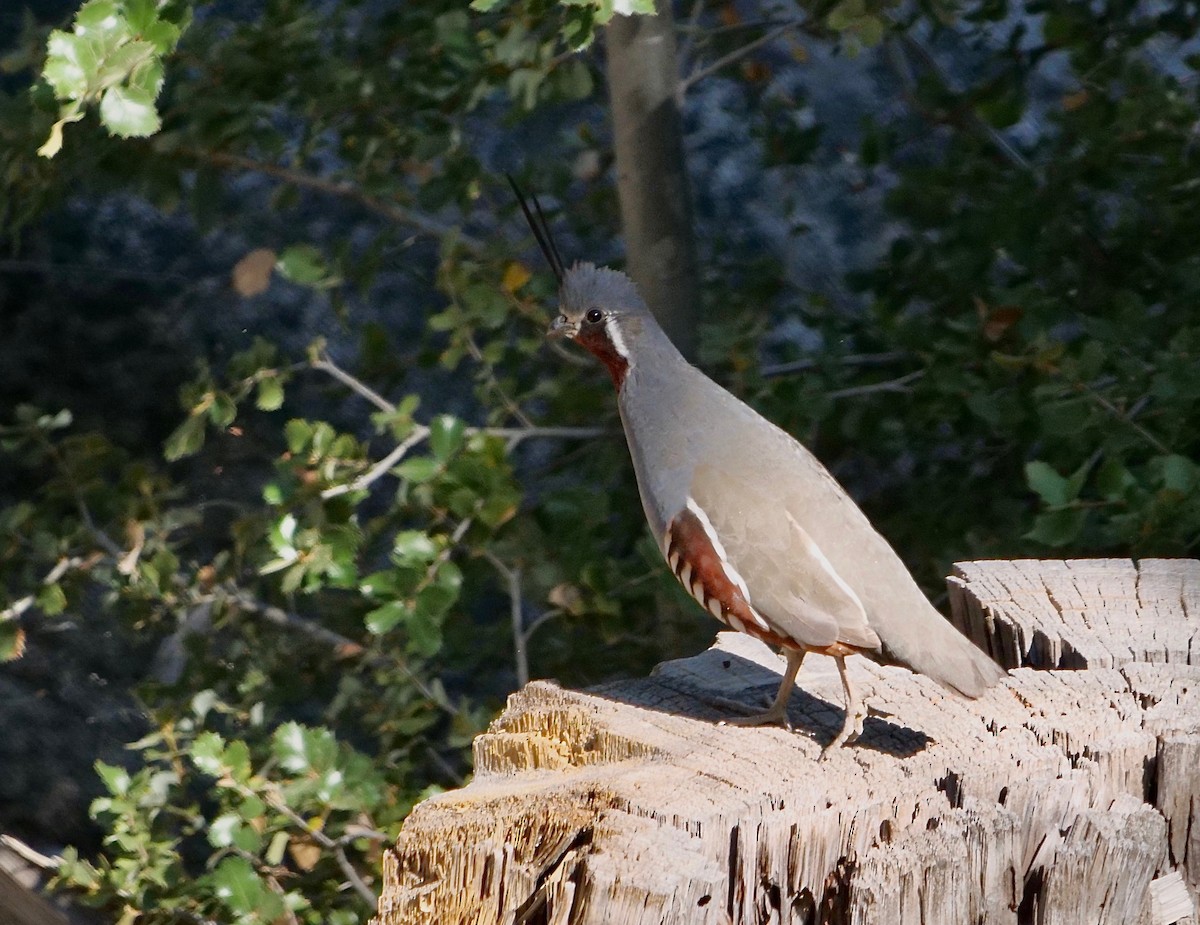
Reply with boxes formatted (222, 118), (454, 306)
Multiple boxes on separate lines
(375, 559), (1200, 925)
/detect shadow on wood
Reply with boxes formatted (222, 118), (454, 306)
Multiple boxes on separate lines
(375, 559), (1200, 925)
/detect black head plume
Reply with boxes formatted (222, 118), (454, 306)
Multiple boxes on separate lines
(507, 174), (565, 285)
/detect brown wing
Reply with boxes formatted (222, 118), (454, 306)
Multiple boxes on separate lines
(687, 463), (881, 652)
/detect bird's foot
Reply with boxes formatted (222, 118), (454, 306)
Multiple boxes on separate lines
(714, 696), (793, 732)
(818, 701), (868, 760)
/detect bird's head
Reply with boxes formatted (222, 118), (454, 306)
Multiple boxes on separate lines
(548, 262), (653, 387)
(508, 176), (653, 388)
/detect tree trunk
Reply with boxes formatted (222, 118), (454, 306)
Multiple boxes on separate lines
(605, 0), (701, 360)
(374, 559), (1200, 925)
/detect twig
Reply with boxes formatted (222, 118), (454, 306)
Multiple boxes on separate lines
(232, 781), (378, 906)
(677, 21), (801, 101)
(890, 32), (1033, 173)
(310, 357), (396, 414)
(522, 607), (565, 641)
(761, 351), (912, 379)
(309, 351), (606, 498)
(1, 556), (89, 622)
(0, 833), (61, 870)
(179, 148), (482, 251)
(483, 550), (528, 687)
(824, 369), (925, 400)
(463, 330), (535, 428)
(321, 427), (432, 499)
(424, 744), (467, 788)
(676, 0), (709, 71)
(1084, 390), (1169, 455)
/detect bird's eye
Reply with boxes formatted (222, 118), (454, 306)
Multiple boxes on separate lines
(585, 308), (604, 324)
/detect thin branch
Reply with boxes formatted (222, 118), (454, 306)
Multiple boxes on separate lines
(1, 555), (89, 622)
(231, 780), (378, 906)
(180, 148), (482, 251)
(678, 21), (801, 101)
(824, 369), (925, 400)
(676, 0), (709, 71)
(321, 426), (431, 499)
(482, 425), (607, 443)
(309, 351), (606, 498)
(1084, 390), (1170, 455)
(890, 32), (1033, 173)
(761, 351), (912, 379)
(483, 550), (527, 687)
(310, 356), (397, 414)
(228, 589), (456, 719)
(522, 607), (566, 642)
(0, 833), (60, 870)
(463, 329), (535, 428)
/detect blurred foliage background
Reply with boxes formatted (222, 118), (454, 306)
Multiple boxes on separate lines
(1, 0), (1197, 920)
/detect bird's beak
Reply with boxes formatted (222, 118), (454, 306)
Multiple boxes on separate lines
(547, 315), (578, 339)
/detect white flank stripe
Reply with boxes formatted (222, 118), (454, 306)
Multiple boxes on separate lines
(678, 561), (693, 588)
(668, 551), (680, 571)
(727, 614), (745, 633)
(708, 599), (724, 620)
(787, 512), (867, 622)
(691, 580), (707, 601)
(747, 605), (770, 630)
(685, 497), (754, 602)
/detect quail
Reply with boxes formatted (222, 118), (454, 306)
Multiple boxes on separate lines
(513, 182), (1005, 753)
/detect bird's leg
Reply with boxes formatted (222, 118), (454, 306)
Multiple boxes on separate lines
(820, 656), (866, 758)
(717, 649), (805, 731)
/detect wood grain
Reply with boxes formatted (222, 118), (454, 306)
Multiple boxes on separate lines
(375, 559), (1200, 925)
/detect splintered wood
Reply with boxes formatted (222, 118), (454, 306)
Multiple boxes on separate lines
(375, 560), (1200, 925)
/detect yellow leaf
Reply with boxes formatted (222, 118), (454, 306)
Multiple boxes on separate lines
(233, 248), (278, 297)
(37, 119), (65, 158)
(288, 840), (322, 872)
(501, 261), (532, 294)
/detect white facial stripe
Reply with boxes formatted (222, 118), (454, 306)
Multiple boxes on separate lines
(605, 318), (632, 363)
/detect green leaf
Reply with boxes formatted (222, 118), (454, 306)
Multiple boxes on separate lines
(164, 414), (206, 460)
(277, 244), (338, 288)
(1155, 454), (1197, 494)
(365, 600), (409, 635)
(429, 415), (465, 460)
(75, 0), (123, 34)
(43, 32), (89, 99)
(0, 621), (25, 662)
(1024, 460), (1072, 506)
(209, 812), (243, 848)
(256, 376), (284, 411)
(1024, 509), (1086, 547)
(408, 598), (446, 657)
(191, 732), (227, 776)
(273, 722), (337, 774)
(98, 85), (161, 138)
(36, 583), (68, 616)
(208, 391), (237, 428)
(395, 456), (440, 483)
(284, 419), (312, 454)
(392, 530), (438, 566)
(207, 856), (284, 919)
(1095, 457), (1136, 501)
(95, 761), (131, 797)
